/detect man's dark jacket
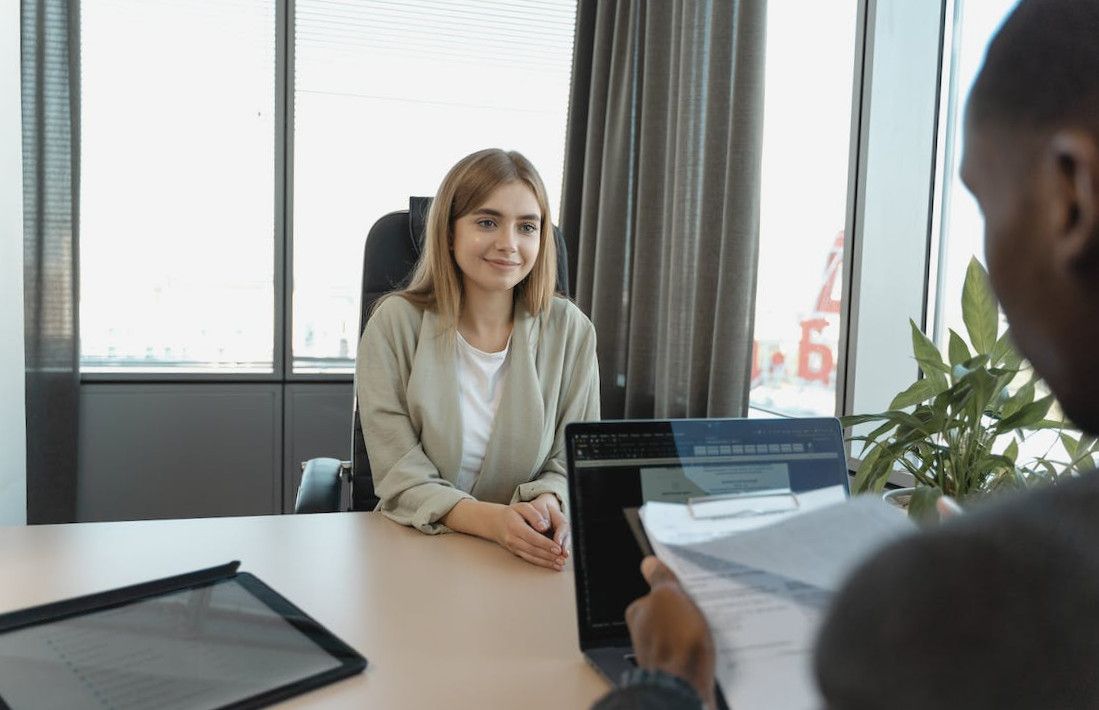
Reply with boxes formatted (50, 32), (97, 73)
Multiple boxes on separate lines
(595, 472), (1099, 709)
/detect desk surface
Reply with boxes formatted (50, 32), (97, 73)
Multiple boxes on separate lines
(0, 513), (610, 709)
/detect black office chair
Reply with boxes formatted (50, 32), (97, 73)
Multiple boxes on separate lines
(294, 196), (571, 513)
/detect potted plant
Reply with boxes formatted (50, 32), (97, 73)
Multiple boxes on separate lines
(841, 257), (1098, 519)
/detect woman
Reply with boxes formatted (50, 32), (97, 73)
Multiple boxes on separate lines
(357, 148), (600, 571)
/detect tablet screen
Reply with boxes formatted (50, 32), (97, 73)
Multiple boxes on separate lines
(0, 575), (349, 710)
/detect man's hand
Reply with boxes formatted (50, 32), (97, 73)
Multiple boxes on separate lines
(937, 495), (964, 520)
(625, 556), (717, 709)
(493, 501), (567, 571)
(528, 492), (570, 554)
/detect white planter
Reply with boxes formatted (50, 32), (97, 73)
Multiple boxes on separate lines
(882, 486), (916, 510)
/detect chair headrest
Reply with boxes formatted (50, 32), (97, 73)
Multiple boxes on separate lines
(409, 196), (431, 250)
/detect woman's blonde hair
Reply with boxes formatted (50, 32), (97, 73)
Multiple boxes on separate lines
(396, 148), (557, 327)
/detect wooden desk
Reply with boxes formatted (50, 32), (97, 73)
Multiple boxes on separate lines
(0, 513), (610, 708)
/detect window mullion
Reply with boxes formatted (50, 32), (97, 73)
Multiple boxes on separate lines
(274, 0), (295, 381)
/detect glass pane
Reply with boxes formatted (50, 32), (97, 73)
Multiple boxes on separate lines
(292, 0), (577, 373)
(933, 0), (1019, 343)
(80, 0), (276, 374)
(749, 0), (859, 417)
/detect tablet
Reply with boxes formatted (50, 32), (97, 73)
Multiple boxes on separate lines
(0, 562), (366, 710)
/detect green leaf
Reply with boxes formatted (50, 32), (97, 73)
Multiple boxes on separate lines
(1032, 459), (1058, 483)
(1060, 433), (1079, 459)
(908, 486), (943, 524)
(853, 443), (889, 493)
(913, 403), (948, 434)
(962, 258), (999, 355)
(961, 354), (991, 371)
(890, 410), (940, 437)
(952, 355), (990, 384)
(910, 320), (950, 376)
(1003, 439), (1018, 463)
(990, 372), (1017, 414)
(1079, 434), (1099, 455)
(864, 417), (902, 444)
(947, 329), (973, 368)
(959, 367), (999, 423)
(889, 375), (948, 410)
(994, 395), (1055, 434)
(1000, 381), (1035, 421)
(932, 386), (959, 416)
(840, 414), (892, 428)
(990, 329), (1020, 368)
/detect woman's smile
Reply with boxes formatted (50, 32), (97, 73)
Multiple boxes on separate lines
(485, 257), (521, 270)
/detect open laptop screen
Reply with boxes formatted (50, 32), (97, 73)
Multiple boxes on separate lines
(567, 417), (849, 648)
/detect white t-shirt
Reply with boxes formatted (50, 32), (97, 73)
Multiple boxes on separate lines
(454, 332), (511, 493)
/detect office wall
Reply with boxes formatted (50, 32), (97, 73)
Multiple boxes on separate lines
(78, 385), (284, 521)
(0, 0), (28, 525)
(77, 383), (352, 520)
(282, 384), (354, 513)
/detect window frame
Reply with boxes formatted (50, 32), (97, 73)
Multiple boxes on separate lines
(838, 0), (949, 420)
(77, 0), (357, 385)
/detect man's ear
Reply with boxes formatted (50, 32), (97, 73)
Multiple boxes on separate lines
(1049, 130), (1099, 272)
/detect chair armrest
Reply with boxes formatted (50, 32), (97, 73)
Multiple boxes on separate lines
(295, 457), (348, 513)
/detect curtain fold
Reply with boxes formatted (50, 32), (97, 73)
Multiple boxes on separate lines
(561, 0), (766, 420)
(22, 0), (80, 523)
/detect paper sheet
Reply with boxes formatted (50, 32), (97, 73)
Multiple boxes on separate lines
(641, 493), (914, 709)
(641, 485), (849, 546)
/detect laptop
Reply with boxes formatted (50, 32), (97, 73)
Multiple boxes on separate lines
(566, 417), (850, 701)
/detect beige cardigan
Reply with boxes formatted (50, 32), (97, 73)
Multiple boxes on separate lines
(356, 295), (600, 534)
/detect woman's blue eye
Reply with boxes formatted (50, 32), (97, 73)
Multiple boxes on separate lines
(520, 223), (538, 234)
(477, 219), (496, 229)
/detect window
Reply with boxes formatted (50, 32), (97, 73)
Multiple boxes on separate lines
(78, 0), (577, 376)
(930, 0), (1019, 344)
(749, 0), (859, 417)
(291, 0), (578, 372)
(79, 0), (277, 373)
(930, 0), (1077, 466)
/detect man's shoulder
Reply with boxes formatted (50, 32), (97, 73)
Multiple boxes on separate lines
(816, 472), (1099, 708)
(967, 471), (1099, 533)
(847, 472), (1099, 585)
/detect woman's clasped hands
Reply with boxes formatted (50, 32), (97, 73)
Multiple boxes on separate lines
(492, 493), (570, 571)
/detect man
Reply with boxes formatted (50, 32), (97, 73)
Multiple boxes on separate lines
(595, 1), (1099, 707)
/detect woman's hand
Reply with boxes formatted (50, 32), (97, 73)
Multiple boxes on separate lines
(527, 492), (570, 554)
(440, 497), (568, 571)
(492, 501), (567, 571)
(625, 556), (717, 709)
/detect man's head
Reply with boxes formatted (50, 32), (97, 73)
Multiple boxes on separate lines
(961, 0), (1099, 434)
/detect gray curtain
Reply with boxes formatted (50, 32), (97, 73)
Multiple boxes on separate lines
(560, 0), (766, 419)
(22, 0), (80, 523)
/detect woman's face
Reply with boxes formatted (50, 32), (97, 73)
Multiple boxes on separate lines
(451, 181), (542, 299)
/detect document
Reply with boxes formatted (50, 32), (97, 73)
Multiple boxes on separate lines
(640, 494), (914, 710)
(641, 485), (849, 546)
